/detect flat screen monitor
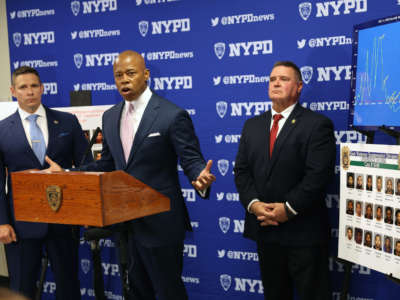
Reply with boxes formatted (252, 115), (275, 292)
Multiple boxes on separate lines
(349, 15), (400, 130)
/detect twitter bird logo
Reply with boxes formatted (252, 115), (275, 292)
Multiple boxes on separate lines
(218, 249), (226, 258)
(216, 192), (224, 201)
(215, 135), (223, 144)
(211, 17), (219, 27)
(71, 31), (78, 40)
(213, 76), (221, 86)
(297, 39), (306, 49)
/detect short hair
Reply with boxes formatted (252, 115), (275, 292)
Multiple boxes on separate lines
(272, 61), (302, 82)
(12, 66), (41, 85)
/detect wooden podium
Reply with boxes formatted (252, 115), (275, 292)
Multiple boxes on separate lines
(11, 170), (170, 227)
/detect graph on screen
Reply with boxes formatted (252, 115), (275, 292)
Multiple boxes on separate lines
(350, 16), (400, 129)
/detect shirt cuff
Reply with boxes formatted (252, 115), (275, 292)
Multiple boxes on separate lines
(285, 202), (298, 215)
(247, 199), (260, 213)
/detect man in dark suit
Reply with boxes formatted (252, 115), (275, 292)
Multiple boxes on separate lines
(47, 50), (215, 299)
(0, 66), (92, 299)
(234, 61), (336, 300)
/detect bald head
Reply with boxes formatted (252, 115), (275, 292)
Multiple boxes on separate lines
(113, 50), (150, 101)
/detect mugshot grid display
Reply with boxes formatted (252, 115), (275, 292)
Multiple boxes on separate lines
(339, 143), (400, 278)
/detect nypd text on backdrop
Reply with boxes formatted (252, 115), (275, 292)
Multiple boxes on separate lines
(9, 9), (55, 19)
(71, 29), (120, 40)
(71, 0), (117, 16)
(210, 13), (275, 26)
(298, 0), (367, 21)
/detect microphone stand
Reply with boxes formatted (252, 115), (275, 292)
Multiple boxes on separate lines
(83, 224), (131, 300)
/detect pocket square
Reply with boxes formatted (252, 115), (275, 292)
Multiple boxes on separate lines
(58, 132), (70, 137)
(148, 132), (161, 137)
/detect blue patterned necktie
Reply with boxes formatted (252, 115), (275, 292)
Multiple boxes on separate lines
(26, 114), (46, 164)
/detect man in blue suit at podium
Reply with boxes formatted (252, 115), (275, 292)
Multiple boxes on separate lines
(47, 50), (215, 300)
(0, 66), (92, 299)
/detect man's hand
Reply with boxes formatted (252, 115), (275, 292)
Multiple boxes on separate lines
(192, 160), (216, 191)
(44, 156), (64, 172)
(250, 202), (279, 226)
(260, 203), (288, 225)
(0, 224), (17, 244)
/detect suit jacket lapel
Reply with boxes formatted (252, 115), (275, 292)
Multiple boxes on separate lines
(128, 95), (160, 163)
(112, 102), (126, 168)
(9, 110), (42, 165)
(45, 107), (58, 160)
(266, 103), (303, 178)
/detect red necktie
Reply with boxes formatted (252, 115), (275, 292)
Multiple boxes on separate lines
(269, 114), (283, 157)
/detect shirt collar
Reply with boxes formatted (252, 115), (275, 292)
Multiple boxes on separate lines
(18, 104), (46, 120)
(271, 102), (297, 120)
(124, 86), (152, 111)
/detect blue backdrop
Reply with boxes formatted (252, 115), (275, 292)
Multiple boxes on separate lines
(6, 0), (400, 299)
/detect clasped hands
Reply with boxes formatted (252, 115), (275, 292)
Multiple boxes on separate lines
(250, 202), (288, 226)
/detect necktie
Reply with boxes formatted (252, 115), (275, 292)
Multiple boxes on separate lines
(26, 114), (46, 164)
(269, 114), (283, 157)
(121, 103), (134, 162)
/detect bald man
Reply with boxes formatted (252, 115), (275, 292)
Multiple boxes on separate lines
(47, 50), (215, 299)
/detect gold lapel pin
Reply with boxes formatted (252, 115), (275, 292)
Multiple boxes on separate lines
(291, 119), (296, 124)
(54, 120), (59, 124)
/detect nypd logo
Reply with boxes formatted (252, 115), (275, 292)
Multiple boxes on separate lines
(217, 249), (259, 261)
(182, 188), (196, 202)
(216, 192), (239, 201)
(71, 0), (117, 16)
(144, 50), (194, 61)
(183, 244), (197, 258)
(9, 9), (55, 19)
(300, 66), (313, 84)
(71, 29), (120, 40)
(73, 82), (116, 91)
(13, 60), (58, 69)
(298, 0), (367, 20)
(317, 65), (351, 82)
(211, 13), (275, 26)
(73, 52), (119, 68)
(102, 263), (119, 276)
(81, 259), (91, 274)
(13, 31), (55, 47)
(334, 131), (367, 144)
(217, 159), (230, 176)
(213, 74), (269, 86)
(297, 35), (352, 49)
(218, 217), (244, 234)
(220, 275), (263, 294)
(216, 101), (273, 118)
(214, 40), (273, 59)
(152, 76), (192, 90)
(43, 82), (58, 95)
(42, 281), (56, 294)
(138, 18), (190, 37)
(136, 0), (180, 5)
(214, 134), (241, 144)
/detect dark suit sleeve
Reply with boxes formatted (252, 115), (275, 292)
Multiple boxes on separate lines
(169, 110), (206, 185)
(284, 117), (336, 214)
(234, 120), (260, 210)
(0, 151), (9, 225)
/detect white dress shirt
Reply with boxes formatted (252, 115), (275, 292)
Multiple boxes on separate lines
(247, 102), (298, 216)
(18, 104), (49, 148)
(119, 86), (152, 140)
